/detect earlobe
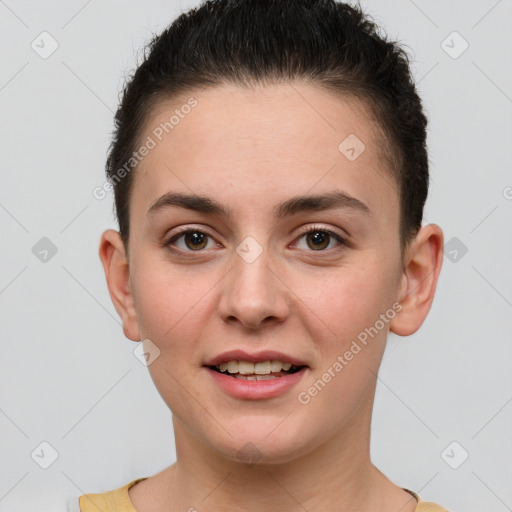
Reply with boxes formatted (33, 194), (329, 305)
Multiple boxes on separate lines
(98, 229), (141, 341)
(390, 224), (444, 337)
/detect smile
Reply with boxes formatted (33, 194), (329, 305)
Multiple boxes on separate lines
(205, 364), (309, 399)
(209, 359), (305, 380)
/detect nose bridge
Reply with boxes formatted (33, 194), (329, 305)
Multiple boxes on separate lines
(218, 237), (289, 329)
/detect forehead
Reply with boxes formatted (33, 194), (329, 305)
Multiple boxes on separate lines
(131, 82), (398, 230)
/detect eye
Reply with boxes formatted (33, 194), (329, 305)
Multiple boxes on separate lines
(165, 228), (218, 252)
(293, 225), (347, 252)
(164, 225), (347, 254)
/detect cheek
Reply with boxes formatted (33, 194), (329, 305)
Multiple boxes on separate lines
(294, 263), (391, 345)
(129, 266), (216, 411)
(130, 263), (214, 348)
(291, 269), (391, 429)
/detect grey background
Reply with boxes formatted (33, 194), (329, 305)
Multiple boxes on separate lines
(0, 0), (511, 510)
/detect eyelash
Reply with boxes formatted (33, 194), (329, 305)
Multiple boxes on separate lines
(164, 225), (348, 254)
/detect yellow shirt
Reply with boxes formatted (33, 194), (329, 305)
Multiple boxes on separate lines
(78, 478), (450, 511)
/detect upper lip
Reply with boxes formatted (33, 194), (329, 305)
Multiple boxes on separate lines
(203, 349), (308, 367)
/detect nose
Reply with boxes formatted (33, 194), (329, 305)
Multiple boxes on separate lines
(218, 246), (290, 331)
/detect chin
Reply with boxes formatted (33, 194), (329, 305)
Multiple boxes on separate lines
(208, 424), (315, 467)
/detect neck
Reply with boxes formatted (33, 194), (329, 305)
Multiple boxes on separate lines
(130, 386), (417, 512)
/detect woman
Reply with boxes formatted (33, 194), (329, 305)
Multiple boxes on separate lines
(80, 0), (446, 510)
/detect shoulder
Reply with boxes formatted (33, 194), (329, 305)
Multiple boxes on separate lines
(404, 488), (450, 512)
(415, 502), (451, 512)
(77, 478), (147, 512)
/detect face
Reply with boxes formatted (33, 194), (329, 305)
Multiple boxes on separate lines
(112, 83), (409, 464)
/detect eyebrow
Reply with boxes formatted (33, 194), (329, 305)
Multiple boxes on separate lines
(147, 190), (374, 220)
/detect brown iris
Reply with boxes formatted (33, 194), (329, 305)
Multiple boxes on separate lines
(184, 231), (208, 250)
(306, 231), (330, 250)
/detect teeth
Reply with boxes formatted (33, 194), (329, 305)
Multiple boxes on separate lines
(234, 374), (278, 380)
(216, 360), (294, 375)
(227, 361), (238, 373)
(255, 361), (271, 374)
(239, 360), (256, 375)
(271, 360), (288, 372)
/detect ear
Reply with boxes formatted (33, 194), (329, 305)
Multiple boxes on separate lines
(390, 223), (444, 336)
(98, 229), (140, 341)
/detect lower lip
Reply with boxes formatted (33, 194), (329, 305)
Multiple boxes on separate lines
(204, 367), (308, 400)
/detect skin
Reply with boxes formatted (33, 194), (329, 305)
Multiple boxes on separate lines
(99, 82), (444, 512)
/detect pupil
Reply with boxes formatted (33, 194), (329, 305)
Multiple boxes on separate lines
(308, 231), (328, 250)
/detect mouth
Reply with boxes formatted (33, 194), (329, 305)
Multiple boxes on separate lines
(207, 361), (306, 380)
(202, 351), (310, 398)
